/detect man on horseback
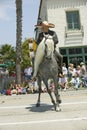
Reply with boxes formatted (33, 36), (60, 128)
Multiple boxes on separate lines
(33, 19), (63, 79)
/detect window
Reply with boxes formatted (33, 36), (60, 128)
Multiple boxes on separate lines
(69, 56), (83, 67)
(60, 49), (66, 55)
(66, 11), (80, 30)
(69, 48), (82, 55)
(84, 48), (87, 53)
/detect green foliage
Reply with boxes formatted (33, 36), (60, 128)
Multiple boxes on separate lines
(21, 39), (32, 70)
(0, 44), (16, 71)
(0, 39), (32, 72)
(0, 44), (16, 61)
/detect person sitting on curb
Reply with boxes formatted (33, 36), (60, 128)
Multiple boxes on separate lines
(69, 72), (82, 90)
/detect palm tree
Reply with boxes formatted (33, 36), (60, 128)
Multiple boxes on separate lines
(15, 0), (22, 84)
(0, 44), (16, 61)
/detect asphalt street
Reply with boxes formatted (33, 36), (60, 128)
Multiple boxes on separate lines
(0, 89), (87, 130)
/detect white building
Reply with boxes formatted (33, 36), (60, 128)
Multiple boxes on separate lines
(36, 0), (87, 67)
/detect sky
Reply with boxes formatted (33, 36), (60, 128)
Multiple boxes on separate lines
(0, 0), (40, 47)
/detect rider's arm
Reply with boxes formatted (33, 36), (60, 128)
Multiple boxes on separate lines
(49, 30), (59, 48)
(53, 31), (59, 45)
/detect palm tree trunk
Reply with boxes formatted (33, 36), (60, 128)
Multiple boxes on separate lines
(16, 0), (22, 84)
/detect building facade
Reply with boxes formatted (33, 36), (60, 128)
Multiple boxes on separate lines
(37, 0), (87, 67)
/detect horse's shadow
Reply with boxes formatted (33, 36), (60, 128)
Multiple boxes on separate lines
(26, 103), (54, 112)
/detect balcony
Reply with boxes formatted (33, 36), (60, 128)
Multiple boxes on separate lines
(64, 26), (84, 45)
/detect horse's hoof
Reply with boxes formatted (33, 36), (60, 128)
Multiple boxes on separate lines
(58, 100), (62, 104)
(56, 107), (61, 112)
(36, 103), (40, 107)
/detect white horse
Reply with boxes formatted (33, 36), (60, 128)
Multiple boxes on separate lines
(33, 34), (61, 111)
(33, 34), (54, 78)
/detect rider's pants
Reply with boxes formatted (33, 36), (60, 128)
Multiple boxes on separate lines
(54, 50), (63, 74)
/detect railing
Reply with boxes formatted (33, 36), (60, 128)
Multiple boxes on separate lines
(65, 25), (84, 38)
(81, 25), (84, 37)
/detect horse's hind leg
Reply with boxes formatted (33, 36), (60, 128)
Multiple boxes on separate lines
(36, 77), (42, 107)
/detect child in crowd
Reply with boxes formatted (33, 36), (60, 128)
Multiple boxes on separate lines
(59, 73), (68, 91)
(10, 83), (18, 95)
(16, 84), (22, 94)
(69, 72), (82, 90)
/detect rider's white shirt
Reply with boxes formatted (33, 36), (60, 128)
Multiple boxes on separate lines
(24, 67), (32, 76)
(62, 66), (68, 75)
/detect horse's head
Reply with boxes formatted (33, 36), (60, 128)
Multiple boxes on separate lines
(44, 34), (54, 59)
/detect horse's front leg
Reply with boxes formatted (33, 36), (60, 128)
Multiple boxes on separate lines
(54, 78), (61, 112)
(43, 79), (56, 108)
(47, 89), (56, 108)
(36, 78), (42, 107)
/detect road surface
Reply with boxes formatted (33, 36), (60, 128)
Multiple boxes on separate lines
(0, 89), (87, 130)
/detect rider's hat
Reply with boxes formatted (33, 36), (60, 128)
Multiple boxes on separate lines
(35, 20), (55, 28)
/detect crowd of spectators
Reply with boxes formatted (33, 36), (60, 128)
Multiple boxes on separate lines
(59, 62), (87, 91)
(0, 80), (39, 96)
(0, 62), (87, 95)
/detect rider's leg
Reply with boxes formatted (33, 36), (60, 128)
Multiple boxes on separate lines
(54, 50), (63, 74)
